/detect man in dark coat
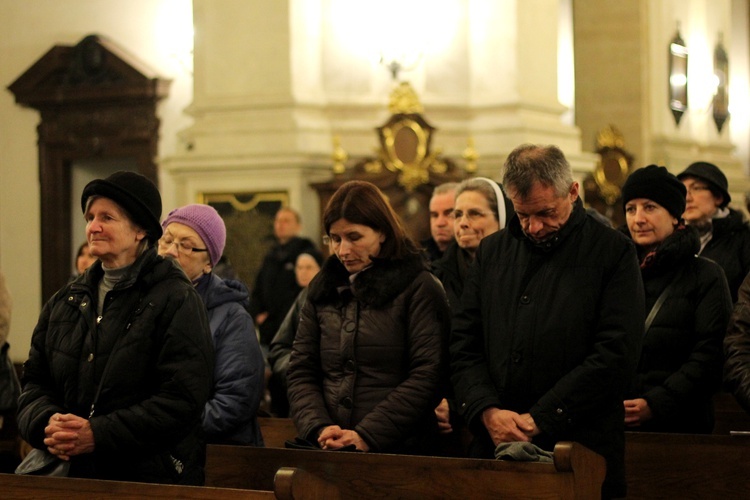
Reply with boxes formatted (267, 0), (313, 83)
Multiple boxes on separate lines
(249, 207), (317, 350)
(450, 144), (644, 499)
(421, 182), (457, 263)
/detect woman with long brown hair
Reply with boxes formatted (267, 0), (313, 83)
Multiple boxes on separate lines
(287, 180), (450, 453)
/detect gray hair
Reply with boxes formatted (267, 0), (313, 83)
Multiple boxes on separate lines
(456, 177), (507, 229)
(431, 182), (458, 200)
(502, 144), (573, 198)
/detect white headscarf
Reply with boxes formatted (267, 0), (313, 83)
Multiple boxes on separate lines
(472, 177), (507, 229)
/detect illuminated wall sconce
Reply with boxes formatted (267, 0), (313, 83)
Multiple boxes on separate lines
(712, 34), (729, 133)
(668, 28), (688, 126)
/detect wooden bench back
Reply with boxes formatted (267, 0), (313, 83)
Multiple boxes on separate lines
(206, 441), (605, 499)
(0, 472), (276, 499)
(625, 432), (750, 498)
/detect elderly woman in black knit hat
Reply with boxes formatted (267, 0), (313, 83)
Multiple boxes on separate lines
(17, 171), (214, 484)
(621, 165), (732, 433)
(677, 161), (750, 302)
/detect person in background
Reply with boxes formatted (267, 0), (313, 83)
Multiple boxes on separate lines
(74, 242), (98, 276)
(677, 161), (750, 302)
(621, 165), (732, 434)
(18, 171), (213, 484)
(725, 271), (750, 414)
(268, 250), (324, 417)
(249, 207), (317, 352)
(432, 177), (512, 313)
(287, 180), (450, 453)
(450, 144), (643, 498)
(160, 204), (264, 446)
(422, 183), (457, 263)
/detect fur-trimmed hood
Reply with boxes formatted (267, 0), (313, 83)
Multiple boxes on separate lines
(308, 252), (428, 308)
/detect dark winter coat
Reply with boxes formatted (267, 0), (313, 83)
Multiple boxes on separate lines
(627, 225), (732, 433)
(18, 248), (214, 484)
(198, 273), (264, 446)
(700, 208), (750, 303)
(287, 253), (450, 453)
(268, 288), (308, 417)
(431, 241), (471, 315)
(725, 272), (750, 413)
(450, 201), (644, 499)
(249, 236), (317, 346)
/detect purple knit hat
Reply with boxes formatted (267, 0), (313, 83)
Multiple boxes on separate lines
(161, 204), (226, 266)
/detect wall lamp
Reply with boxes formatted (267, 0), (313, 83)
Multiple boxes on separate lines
(712, 34), (729, 133)
(668, 28), (688, 126)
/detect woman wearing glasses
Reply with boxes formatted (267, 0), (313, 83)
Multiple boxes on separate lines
(432, 178), (513, 314)
(159, 204), (264, 446)
(18, 172), (213, 483)
(287, 180), (450, 453)
(677, 161), (750, 302)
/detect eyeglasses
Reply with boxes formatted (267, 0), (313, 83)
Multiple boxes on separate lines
(685, 184), (711, 195)
(453, 209), (492, 222)
(158, 236), (208, 256)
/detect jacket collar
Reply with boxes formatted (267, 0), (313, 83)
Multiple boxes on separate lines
(308, 252), (428, 308)
(508, 198), (586, 253)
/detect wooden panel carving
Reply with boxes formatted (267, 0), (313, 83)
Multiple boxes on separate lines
(8, 34), (170, 301)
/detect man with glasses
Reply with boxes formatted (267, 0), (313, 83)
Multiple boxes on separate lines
(450, 144), (644, 499)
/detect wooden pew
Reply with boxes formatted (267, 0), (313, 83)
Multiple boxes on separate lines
(206, 441), (606, 499)
(712, 391), (750, 435)
(625, 432), (750, 499)
(258, 417), (297, 448)
(0, 472), (276, 499)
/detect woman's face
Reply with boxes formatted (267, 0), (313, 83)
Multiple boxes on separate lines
(85, 197), (146, 268)
(682, 176), (722, 224)
(328, 218), (385, 274)
(295, 253), (321, 288)
(76, 244), (97, 274)
(158, 222), (211, 282)
(453, 190), (499, 256)
(625, 198), (678, 248)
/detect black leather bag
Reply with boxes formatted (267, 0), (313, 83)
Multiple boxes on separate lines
(0, 341), (20, 414)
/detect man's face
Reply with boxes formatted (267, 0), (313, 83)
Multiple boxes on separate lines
(508, 181), (578, 243)
(274, 209), (300, 244)
(429, 191), (456, 251)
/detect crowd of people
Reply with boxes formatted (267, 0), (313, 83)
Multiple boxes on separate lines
(3, 146), (750, 498)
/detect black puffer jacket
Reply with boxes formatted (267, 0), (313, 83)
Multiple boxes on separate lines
(725, 272), (750, 413)
(431, 242), (470, 316)
(18, 248), (214, 484)
(287, 253), (450, 453)
(628, 225), (732, 433)
(700, 208), (750, 303)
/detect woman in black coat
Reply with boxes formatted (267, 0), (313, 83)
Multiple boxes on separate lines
(287, 181), (450, 453)
(18, 172), (214, 483)
(677, 161), (750, 303)
(621, 165), (732, 433)
(432, 177), (512, 314)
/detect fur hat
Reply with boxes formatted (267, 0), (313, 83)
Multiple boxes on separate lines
(677, 161), (731, 207)
(621, 165), (687, 220)
(81, 171), (162, 242)
(161, 204), (226, 266)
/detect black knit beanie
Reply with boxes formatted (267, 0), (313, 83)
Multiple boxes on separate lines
(621, 165), (687, 220)
(81, 171), (163, 242)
